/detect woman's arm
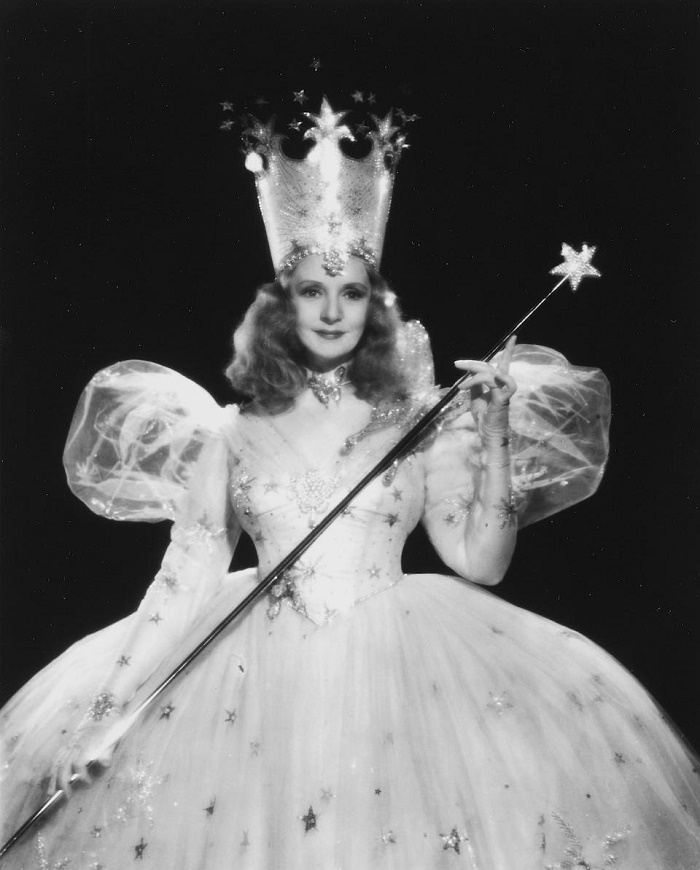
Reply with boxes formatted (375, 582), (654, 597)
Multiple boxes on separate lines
(421, 338), (518, 586)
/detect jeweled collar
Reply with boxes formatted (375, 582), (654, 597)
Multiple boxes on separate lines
(307, 364), (352, 407)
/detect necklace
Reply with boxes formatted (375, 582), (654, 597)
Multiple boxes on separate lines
(307, 365), (352, 407)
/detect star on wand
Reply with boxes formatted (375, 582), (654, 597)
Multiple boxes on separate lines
(481, 243), (601, 360)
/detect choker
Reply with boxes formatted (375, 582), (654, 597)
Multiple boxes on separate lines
(307, 365), (352, 407)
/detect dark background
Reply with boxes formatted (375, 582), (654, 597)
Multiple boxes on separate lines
(2, 0), (699, 747)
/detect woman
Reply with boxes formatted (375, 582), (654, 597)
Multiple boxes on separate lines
(2, 251), (699, 869)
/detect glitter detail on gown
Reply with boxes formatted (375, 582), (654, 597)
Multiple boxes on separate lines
(2, 347), (700, 870)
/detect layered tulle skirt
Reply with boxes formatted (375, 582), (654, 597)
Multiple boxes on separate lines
(2, 571), (700, 869)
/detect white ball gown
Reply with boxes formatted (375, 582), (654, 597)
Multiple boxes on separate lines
(2, 330), (699, 869)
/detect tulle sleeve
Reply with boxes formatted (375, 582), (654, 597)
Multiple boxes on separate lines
(422, 344), (610, 549)
(63, 360), (229, 523)
(62, 361), (242, 711)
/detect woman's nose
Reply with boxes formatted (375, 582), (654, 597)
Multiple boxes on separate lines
(321, 296), (342, 323)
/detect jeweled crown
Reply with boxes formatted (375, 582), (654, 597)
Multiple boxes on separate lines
(242, 98), (407, 276)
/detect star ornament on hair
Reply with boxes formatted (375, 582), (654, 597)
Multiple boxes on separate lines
(550, 243), (601, 292)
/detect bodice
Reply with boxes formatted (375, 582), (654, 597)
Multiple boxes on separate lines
(226, 410), (425, 625)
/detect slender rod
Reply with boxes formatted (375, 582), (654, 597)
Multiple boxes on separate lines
(0, 275), (569, 861)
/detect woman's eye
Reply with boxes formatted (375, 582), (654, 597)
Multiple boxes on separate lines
(345, 289), (367, 301)
(300, 286), (321, 297)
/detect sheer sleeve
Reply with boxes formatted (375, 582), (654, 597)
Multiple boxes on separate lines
(62, 361), (242, 709)
(63, 360), (229, 523)
(421, 344), (611, 571)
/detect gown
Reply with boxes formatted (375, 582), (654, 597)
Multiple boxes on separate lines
(2, 327), (700, 870)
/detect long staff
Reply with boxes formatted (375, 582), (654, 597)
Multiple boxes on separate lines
(0, 244), (600, 860)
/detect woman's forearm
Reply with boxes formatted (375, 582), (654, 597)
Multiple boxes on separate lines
(462, 411), (517, 584)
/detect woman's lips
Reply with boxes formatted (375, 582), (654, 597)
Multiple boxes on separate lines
(315, 330), (345, 339)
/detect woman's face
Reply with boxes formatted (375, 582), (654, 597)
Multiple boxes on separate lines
(289, 255), (371, 372)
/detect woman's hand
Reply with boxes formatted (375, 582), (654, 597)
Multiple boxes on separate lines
(455, 335), (517, 429)
(48, 717), (119, 796)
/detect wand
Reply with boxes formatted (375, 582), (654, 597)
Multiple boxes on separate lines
(0, 243), (600, 861)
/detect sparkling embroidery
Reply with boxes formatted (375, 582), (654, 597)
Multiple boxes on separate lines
(134, 838), (147, 860)
(267, 562), (317, 620)
(381, 830), (397, 845)
(87, 693), (117, 721)
(487, 692), (514, 715)
(34, 834), (71, 869)
(494, 492), (517, 529)
(172, 520), (226, 552)
(288, 469), (339, 518)
(443, 494), (473, 525)
(153, 569), (180, 597)
(225, 709), (238, 724)
(230, 472), (256, 509)
(113, 756), (164, 827)
(545, 813), (631, 869)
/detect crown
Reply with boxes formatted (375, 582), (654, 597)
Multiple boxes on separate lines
(242, 98), (407, 276)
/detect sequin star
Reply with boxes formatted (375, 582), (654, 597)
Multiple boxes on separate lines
(385, 513), (399, 527)
(440, 828), (466, 853)
(148, 612), (163, 626)
(614, 752), (626, 765)
(445, 496), (473, 522)
(91, 826), (102, 838)
(374, 787), (382, 795)
(134, 838), (147, 860)
(320, 787), (334, 801)
(369, 565), (382, 579)
(550, 243), (601, 292)
(381, 830), (397, 845)
(301, 806), (318, 831)
(117, 655), (131, 667)
(250, 741), (261, 756)
(371, 110), (400, 145)
(225, 709), (238, 724)
(204, 799), (216, 816)
(391, 488), (403, 502)
(241, 830), (250, 847)
(288, 119), (303, 132)
(310, 58), (321, 71)
(293, 89), (308, 105)
(220, 101), (234, 112)
(219, 119), (234, 131)
(351, 89), (364, 102)
(159, 703), (175, 719)
(494, 494), (517, 529)
(367, 92), (376, 105)
(254, 97), (269, 106)
(443, 513), (457, 526)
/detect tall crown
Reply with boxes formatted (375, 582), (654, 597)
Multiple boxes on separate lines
(243, 99), (407, 276)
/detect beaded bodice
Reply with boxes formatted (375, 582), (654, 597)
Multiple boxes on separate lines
(227, 408), (425, 626)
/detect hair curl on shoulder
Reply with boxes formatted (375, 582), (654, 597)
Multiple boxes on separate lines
(225, 264), (410, 413)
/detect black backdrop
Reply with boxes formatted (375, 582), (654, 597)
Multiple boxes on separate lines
(2, 0), (699, 749)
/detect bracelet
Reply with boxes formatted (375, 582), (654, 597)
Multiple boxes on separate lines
(483, 458), (511, 469)
(87, 692), (118, 721)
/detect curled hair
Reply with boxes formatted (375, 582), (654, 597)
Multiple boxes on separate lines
(225, 265), (410, 413)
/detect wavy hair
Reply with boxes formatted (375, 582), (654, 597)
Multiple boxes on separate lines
(225, 265), (410, 413)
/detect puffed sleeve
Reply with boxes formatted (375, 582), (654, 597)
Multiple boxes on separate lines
(63, 361), (242, 709)
(421, 344), (611, 568)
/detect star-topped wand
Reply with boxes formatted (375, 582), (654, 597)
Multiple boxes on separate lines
(0, 243), (601, 862)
